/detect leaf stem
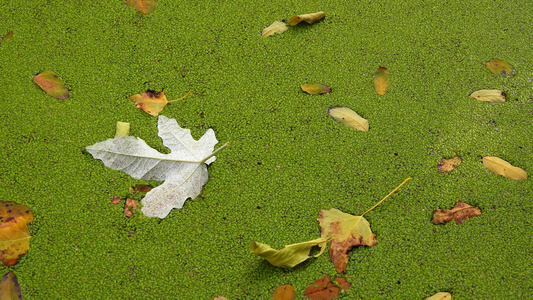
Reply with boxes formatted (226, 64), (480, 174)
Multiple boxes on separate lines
(200, 142), (230, 164)
(360, 177), (411, 217)
(168, 91), (192, 103)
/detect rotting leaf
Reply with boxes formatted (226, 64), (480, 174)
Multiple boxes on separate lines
(0, 271), (22, 300)
(289, 11), (326, 26)
(327, 106), (369, 132)
(438, 155), (462, 173)
(303, 275), (351, 300)
(431, 200), (481, 225)
(0, 201), (34, 266)
(1, 30), (13, 43)
(124, 198), (138, 218)
(262, 21), (289, 37)
(318, 178), (411, 273)
(301, 83), (331, 95)
(129, 89), (191, 117)
(486, 58), (515, 77)
(483, 156), (527, 181)
(272, 284), (296, 300)
(125, 0), (157, 14)
(373, 66), (389, 95)
(250, 237), (329, 268)
(425, 292), (452, 300)
(470, 89), (505, 103)
(129, 184), (152, 193)
(33, 71), (70, 99)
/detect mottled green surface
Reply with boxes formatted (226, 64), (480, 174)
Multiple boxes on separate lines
(0, 1), (532, 299)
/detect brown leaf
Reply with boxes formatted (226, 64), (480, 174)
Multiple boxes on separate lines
(486, 58), (515, 77)
(470, 89), (505, 103)
(272, 284), (296, 300)
(129, 184), (152, 193)
(289, 12), (326, 26)
(128, 89), (190, 116)
(124, 198), (138, 218)
(0, 271), (22, 300)
(110, 195), (123, 205)
(262, 21), (289, 37)
(483, 156), (528, 181)
(125, 0), (157, 14)
(0, 201), (34, 266)
(437, 155), (462, 173)
(431, 201), (481, 225)
(1, 30), (13, 43)
(303, 275), (350, 300)
(301, 84), (331, 95)
(373, 66), (389, 95)
(33, 71), (70, 99)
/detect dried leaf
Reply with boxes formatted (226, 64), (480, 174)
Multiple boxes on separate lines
(289, 12), (326, 26)
(0, 201), (33, 266)
(303, 275), (350, 300)
(33, 71), (69, 99)
(249, 237), (329, 268)
(425, 292), (452, 300)
(129, 184), (152, 193)
(486, 58), (515, 77)
(0, 271), (22, 300)
(129, 89), (190, 117)
(483, 156), (527, 181)
(272, 284), (296, 300)
(373, 66), (389, 95)
(110, 195), (123, 204)
(470, 89), (505, 103)
(262, 21), (289, 37)
(301, 84), (331, 95)
(115, 121), (130, 137)
(431, 201), (481, 225)
(125, 0), (157, 14)
(327, 106), (369, 132)
(438, 155), (462, 173)
(1, 31), (13, 43)
(124, 198), (138, 217)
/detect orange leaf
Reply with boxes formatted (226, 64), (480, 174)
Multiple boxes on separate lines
(272, 284), (296, 300)
(303, 275), (350, 300)
(485, 58), (515, 77)
(0, 201), (34, 266)
(128, 89), (190, 116)
(437, 155), (462, 173)
(301, 84), (331, 95)
(431, 201), (481, 225)
(373, 66), (389, 95)
(124, 198), (138, 218)
(0, 271), (22, 300)
(125, 0), (157, 14)
(33, 71), (70, 99)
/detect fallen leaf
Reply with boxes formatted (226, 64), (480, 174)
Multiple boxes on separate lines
(1, 30), (13, 43)
(213, 297), (229, 300)
(327, 106), (369, 132)
(438, 155), (462, 173)
(115, 121), (130, 137)
(483, 156), (527, 181)
(0, 201), (34, 266)
(262, 21), (289, 37)
(86, 115), (229, 218)
(289, 12), (326, 26)
(301, 84), (331, 95)
(431, 201), (481, 225)
(110, 195), (122, 204)
(303, 275), (351, 300)
(425, 291), (452, 300)
(124, 198), (138, 217)
(125, 0), (157, 14)
(0, 271), (22, 300)
(250, 237), (329, 268)
(33, 71), (69, 99)
(129, 184), (152, 193)
(470, 89), (505, 103)
(129, 89), (190, 116)
(486, 58), (515, 77)
(272, 284), (296, 300)
(318, 178), (411, 273)
(373, 66), (389, 95)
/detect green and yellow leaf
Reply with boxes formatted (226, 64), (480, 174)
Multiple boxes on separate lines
(33, 71), (69, 99)
(301, 83), (331, 95)
(485, 58), (515, 77)
(250, 237), (329, 268)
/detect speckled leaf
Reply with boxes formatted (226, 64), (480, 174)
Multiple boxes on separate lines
(470, 89), (505, 103)
(262, 21), (288, 37)
(301, 83), (331, 95)
(289, 11), (326, 26)
(327, 106), (369, 132)
(486, 58), (515, 77)
(272, 284), (296, 300)
(250, 237), (329, 268)
(33, 71), (69, 99)
(129, 89), (190, 116)
(431, 201), (481, 225)
(483, 156), (527, 181)
(125, 0), (157, 14)
(0, 201), (33, 266)
(373, 66), (389, 95)
(425, 292), (452, 300)
(0, 271), (22, 300)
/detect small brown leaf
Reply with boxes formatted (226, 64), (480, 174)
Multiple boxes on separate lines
(110, 195), (123, 205)
(289, 12), (326, 26)
(483, 156), (527, 181)
(301, 84), (331, 95)
(129, 89), (190, 116)
(304, 275), (350, 300)
(129, 184), (152, 193)
(125, 0), (157, 14)
(272, 284), (296, 300)
(470, 89), (505, 103)
(262, 21), (289, 37)
(431, 201), (481, 225)
(373, 66), (389, 95)
(486, 58), (515, 77)
(124, 198), (138, 218)
(438, 156), (462, 173)
(33, 71), (70, 99)
(0, 271), (22, 300)
(1, 30), (13, 43)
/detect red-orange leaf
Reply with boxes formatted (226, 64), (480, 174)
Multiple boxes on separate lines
(33, 71), (70, 99)
(373, 66), (389, 95)
(304, 275), (350, 300)
(431, 201), (481, 225)
(128, 89), (190, 116)
(125, 0), (157, 14)
(0, 201), (34, 266)
(272, 284), (296, 300)
(0, 271), (22, 300)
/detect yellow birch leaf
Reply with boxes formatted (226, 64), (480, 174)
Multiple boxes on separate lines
(262, 21), (289, 37)
(33, 71), (70, 99)
(0, 271), (22, 300)
(470, 89), (505, 103)
(301, 83), (331, 95)
(250, 237), (329, 268)
(483, 156), (527, 181)
(425, 292), (452, 300)
(128, 89), (190, 116)
(485, 58), (515, 77)
(327, 106), (369, 132)
(373, 66), (389, 95)
(288, 12), (326, 26)
(125, 0), (157, 14)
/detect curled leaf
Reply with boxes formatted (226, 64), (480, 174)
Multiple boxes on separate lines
(303, 275), (351, 300)
(250, 237), (329, 268)
(0, 271), (22, 300)
(438, 155), (462, 173)
(425, 292), (452, 300)
(431, 201), (481, 225)
(301, 83), (331, 95)
(0, 201), (34, 266)
(483, 156), (527, 181)
(470, 89), (505, 103)
(327, 106), (369, 132)
(486, 58), (515, 77)
(33, 71), (70, 99)
(272, 284), (296, 300)
(128, 89), (190, 116)
(262, 21), (289, 37)
(115, 121), (130, 137)
(125, 0), (157, 14)
(289, 11), (326, 26)
(373, 66), (389, 95)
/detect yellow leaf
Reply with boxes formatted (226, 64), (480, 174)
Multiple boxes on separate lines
(373, 66), (389, 95)
(250, 237), (329, 268)
(262, 21), (289, 37)
(272, 284), (296, 300)
(425, 292), (452, 300)
(327, 106), (369, 132)
(288, 12), (326, 26)
(128, 89), (190, 116)
(33, 71), (70, 99)
(125, 0), (157, 14)
(485, 58), (515, 77)
(301, 83), (331, 95)
(0, 271), (22, 300)
(115, 121), (130, 137)
(483, 156), (527, 181)
(470, 89), (505, 103)
(0, 201), (33, 266)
